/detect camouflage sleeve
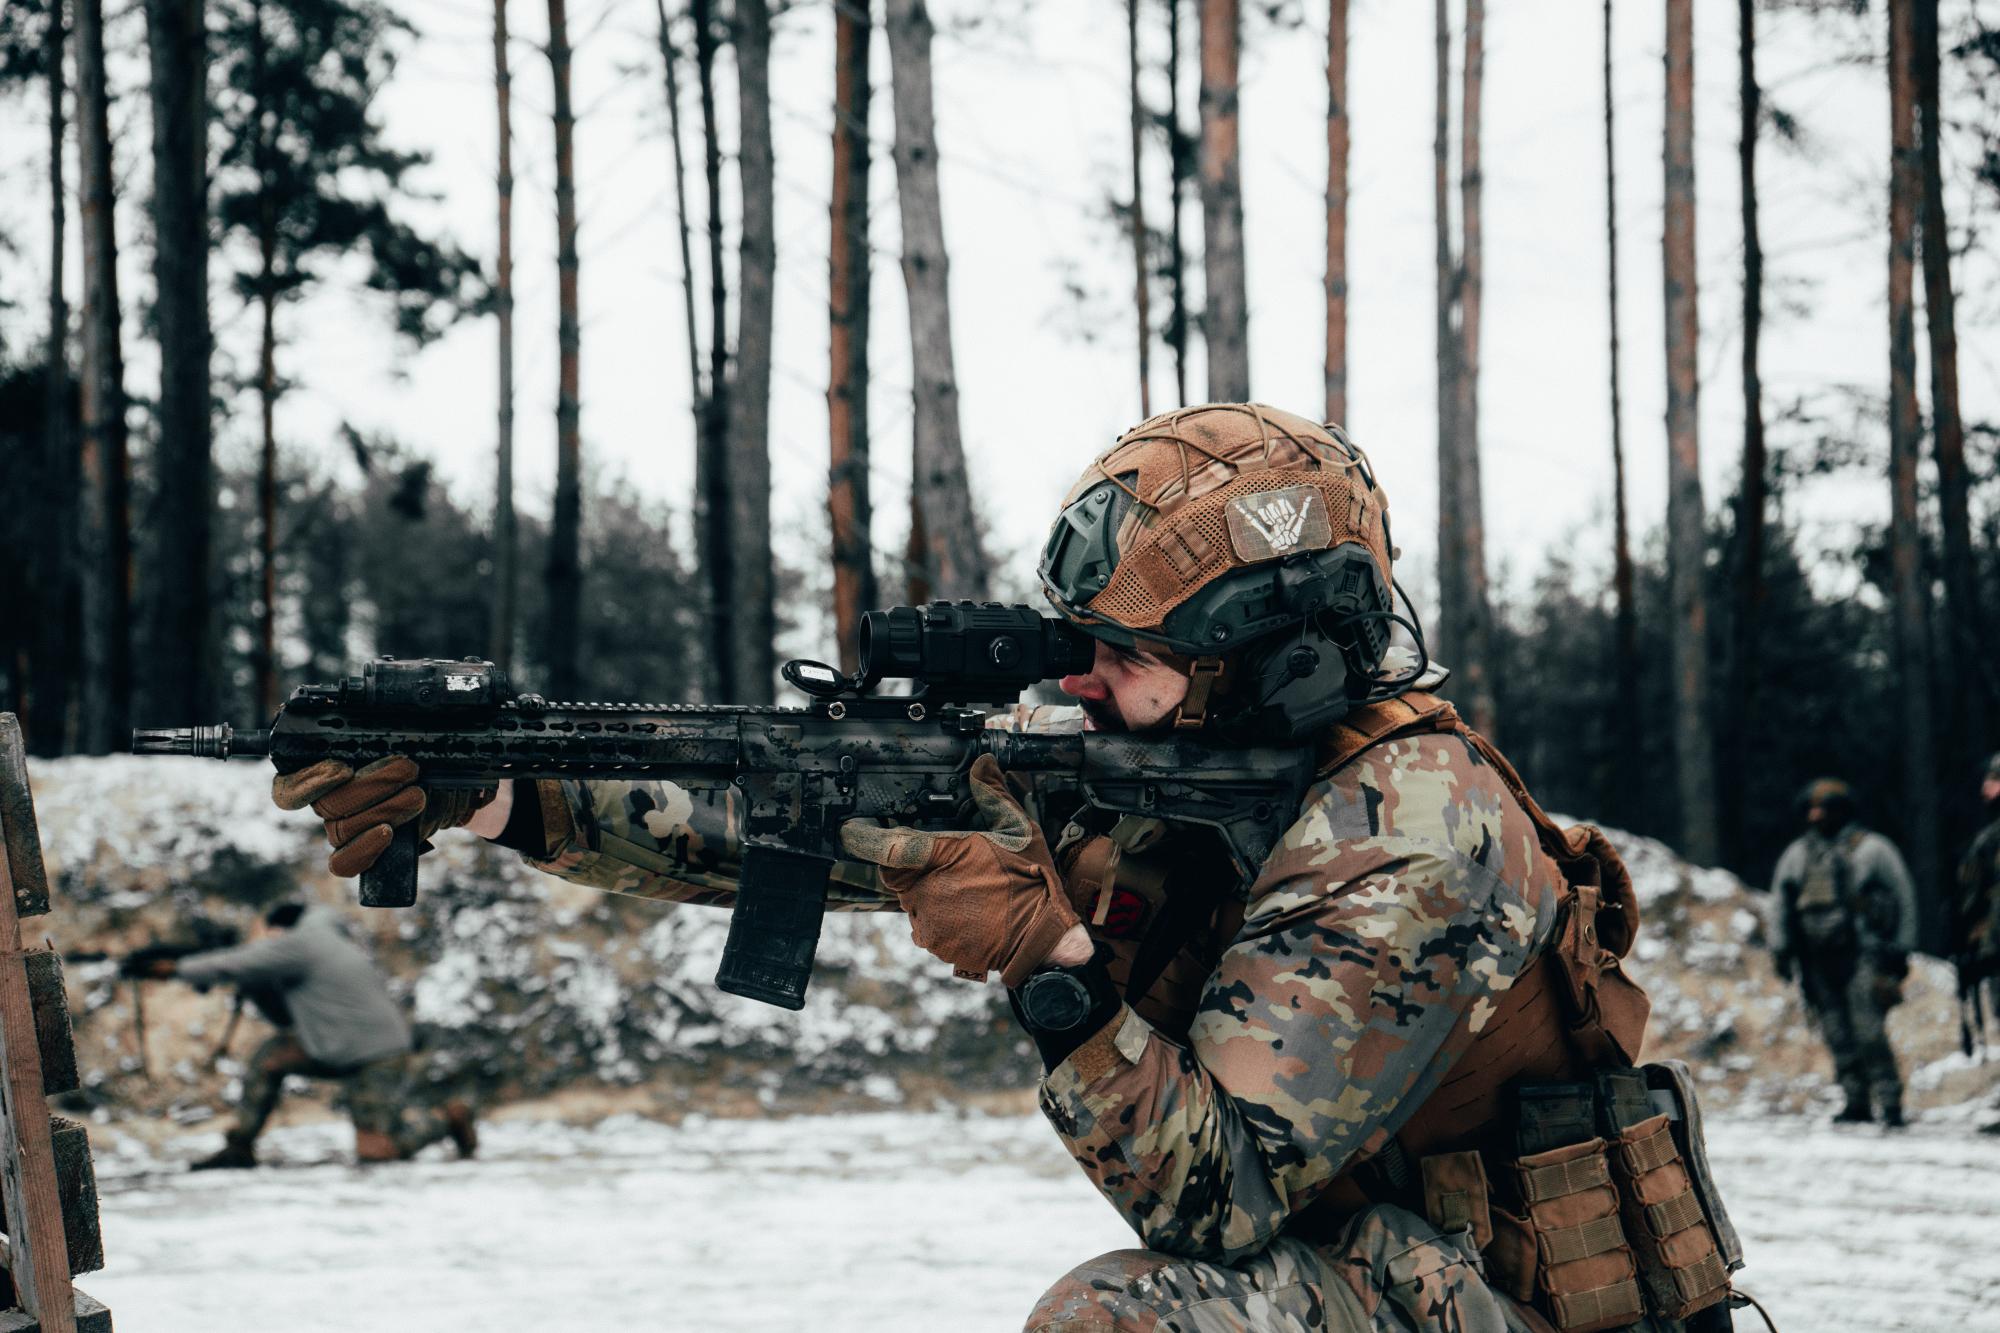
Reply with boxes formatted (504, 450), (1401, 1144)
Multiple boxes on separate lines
(521, 778), (893, 911)
(1037, 755), (1555, 1263)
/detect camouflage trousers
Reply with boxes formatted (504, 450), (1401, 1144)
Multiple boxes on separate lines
(1799, 949), (1903, 1114)
(230, 1034), (452, 1159)
(1023, 1204), (1545, 1333)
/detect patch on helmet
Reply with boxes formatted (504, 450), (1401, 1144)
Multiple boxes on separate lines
(1224, 485), (1332, 560)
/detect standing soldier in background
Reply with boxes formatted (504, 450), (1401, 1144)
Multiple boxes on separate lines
(140, 901), (478, 1169)
(1769, 778), (1918, 1127)
(1952, 756), (2000, 1094)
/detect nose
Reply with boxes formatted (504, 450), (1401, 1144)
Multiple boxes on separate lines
(1058, 642), (1115, 701)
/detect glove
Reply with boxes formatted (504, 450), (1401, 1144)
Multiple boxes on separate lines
(839, 754), (1080, 987)
(1773, 950), (1796, 983)
(272, 757), (493, 878)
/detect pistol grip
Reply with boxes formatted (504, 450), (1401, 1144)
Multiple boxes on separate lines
(716, 847), (829, 1010)
(359, 820), (421, 908)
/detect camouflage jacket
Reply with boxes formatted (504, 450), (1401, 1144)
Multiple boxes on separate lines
(1956, 815), (2000, 969)
(514, 707), (1567, 1266)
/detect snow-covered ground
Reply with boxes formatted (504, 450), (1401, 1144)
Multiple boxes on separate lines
(79, 1110), (2000, 1332)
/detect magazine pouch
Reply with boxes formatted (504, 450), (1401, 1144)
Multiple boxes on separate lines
(1510, 1084), (1643, 1332)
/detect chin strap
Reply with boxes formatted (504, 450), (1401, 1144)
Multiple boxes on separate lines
(1172, 657), (1226, 730)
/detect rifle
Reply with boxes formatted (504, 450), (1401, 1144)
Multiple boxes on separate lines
(104, 923), (294, 1073)
(133, 602), (1318, 1011)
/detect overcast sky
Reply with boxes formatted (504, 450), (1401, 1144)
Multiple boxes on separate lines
(2, 0), (1995, 649)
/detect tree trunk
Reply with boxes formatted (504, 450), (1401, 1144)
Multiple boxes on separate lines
(142, 0), (213, 727)
(731, 0), (775, 702)
(1728, 0), (1767, 865)
(828, 0), (876, 672)
(1128, 0), (1152, 418)
(1164, 0), (1190, 409)
(692, 0), (735, 696)
(1916, 0), (1984, 749)
(1325, 0), (1347, 426)
(1887, 0), (1939, 901)
(76, 0), (130, 754)
(1605, 0), (1638, 818)
(1433, 0), (1461, 688)
(655, 0), (705, 437)
(545, 0), (583, 698)
(887, 0), (987, 603)
(251, 0), (279, 719)
(1664, 0), (1719, 865)
(1454, 0), (1494, 737)
(491, 0), (517, 674)
(37, 0), (79, 753)
(1196, 0), (1247, 401)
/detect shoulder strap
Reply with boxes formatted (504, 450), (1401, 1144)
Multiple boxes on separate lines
(1316, 691), (1461, 777)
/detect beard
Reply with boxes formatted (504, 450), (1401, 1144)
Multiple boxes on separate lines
(1077, 697), (1127, 733)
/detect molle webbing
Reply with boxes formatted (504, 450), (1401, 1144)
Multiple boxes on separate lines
(1600, 1067), (1733, 1322)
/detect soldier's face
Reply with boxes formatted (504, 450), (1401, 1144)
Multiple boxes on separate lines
(1059, 640), (1190, 732)
(1982, 775), (2000, 805)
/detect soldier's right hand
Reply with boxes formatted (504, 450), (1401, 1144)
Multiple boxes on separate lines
(272, 757), (427, 877)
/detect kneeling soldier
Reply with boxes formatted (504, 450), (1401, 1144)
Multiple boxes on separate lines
(278, 405), (1744, 1330)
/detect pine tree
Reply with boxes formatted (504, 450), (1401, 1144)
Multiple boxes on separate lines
(1197, 0), (1247, 400)
(887, 0), (986, 602)
(75, 0), (129, 754)
(828, 0), (877, 672)
(491, 0), (517, 674)
(141, 0), (215, 725)
(545, 0), (582, 698)
(212, 0), (483, 713)
(1664, 0), (1719, 864)
(731, 0), (775, 701)
(1886, 0), (1939, 897)
(1325, 0), (1347, 426)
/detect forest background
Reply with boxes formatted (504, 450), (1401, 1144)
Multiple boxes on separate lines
(0, 0), (1996, 943)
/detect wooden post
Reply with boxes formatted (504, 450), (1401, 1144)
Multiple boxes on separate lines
(0, 717), (109, 1332)
(0, 721), (74, 1332)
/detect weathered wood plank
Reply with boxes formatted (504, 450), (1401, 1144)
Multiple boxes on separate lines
(0, 720), (49, 922)
(44, 1123), (98, 1279)
(20, 957), (74, 1100)
(0, 1287), (112, 1332)
(0, 806), (75, 1332)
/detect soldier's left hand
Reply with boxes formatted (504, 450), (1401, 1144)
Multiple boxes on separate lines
(839, 754), (1080, 986)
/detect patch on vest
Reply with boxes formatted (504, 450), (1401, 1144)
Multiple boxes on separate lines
(1225, 485), (1333, 560)
(1095, 887), (1149, 940)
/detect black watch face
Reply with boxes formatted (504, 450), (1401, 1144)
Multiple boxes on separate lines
(1023, 972), (1092, 1031)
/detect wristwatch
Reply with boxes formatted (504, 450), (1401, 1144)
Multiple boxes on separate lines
(1010, 945), (1121, 1069)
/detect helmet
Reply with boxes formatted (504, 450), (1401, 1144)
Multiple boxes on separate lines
(1038, 403), (1397, 741)
(1797, 777), (1855, 829)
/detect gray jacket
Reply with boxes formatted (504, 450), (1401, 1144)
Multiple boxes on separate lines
(1769, 825), (1920, 957)
(177, 908), (411, 1068)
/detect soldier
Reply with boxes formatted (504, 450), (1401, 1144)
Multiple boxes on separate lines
(141, 901), (478, 1169)
(1768, 778), (1918, 1128)
(276, 405), (1740, 1331)
(1952, 754), (2000, 1056)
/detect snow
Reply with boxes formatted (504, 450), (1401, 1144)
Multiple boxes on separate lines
(76, 1111), (2000, 1332)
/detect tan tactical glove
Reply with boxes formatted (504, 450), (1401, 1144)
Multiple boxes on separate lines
(839, 754), (1079, 987)
(272, 757), (493, 878)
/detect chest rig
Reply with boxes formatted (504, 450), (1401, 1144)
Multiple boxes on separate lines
(1058, 693), (1740, 1331)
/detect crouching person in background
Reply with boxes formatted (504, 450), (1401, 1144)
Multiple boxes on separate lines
(141, 902), (477, 1170)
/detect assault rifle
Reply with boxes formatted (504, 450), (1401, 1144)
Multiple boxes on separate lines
(134, 602), (1317, 1011)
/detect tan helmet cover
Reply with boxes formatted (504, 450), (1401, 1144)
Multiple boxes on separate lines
(1044, 403), (1393, 645)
